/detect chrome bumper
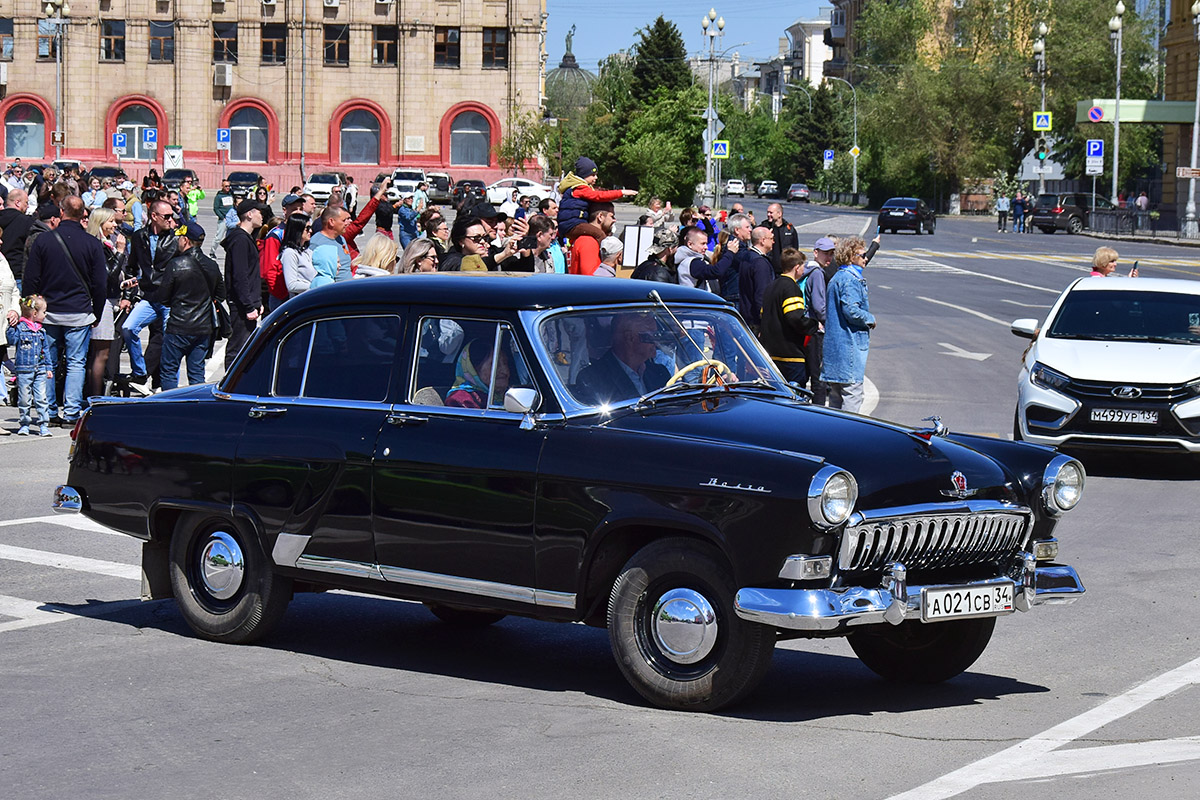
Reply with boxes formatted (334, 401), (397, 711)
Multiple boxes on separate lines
(52, 485), (82, 513)
(734, 560), (1084, 632)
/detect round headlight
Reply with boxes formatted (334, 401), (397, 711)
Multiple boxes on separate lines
(808, 466), (859, 530)
(1042, 455), (1085, 515)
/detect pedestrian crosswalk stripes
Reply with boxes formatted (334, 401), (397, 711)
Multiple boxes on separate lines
(0, 543), (140, 581)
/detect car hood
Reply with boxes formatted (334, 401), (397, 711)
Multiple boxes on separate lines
(1036, 336), (1200, 383)
(603, 396), (1019, 510)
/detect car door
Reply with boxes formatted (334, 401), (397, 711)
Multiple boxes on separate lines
(232, 311), (405, 569)
(372, 313), (547, 607)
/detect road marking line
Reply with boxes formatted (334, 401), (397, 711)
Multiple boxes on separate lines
(0, 544), (140, 581)
(918, 297), (1009, 326)
(862, 377), (879, 416)
(998, 736), (1200, 782)
(0, 515), (128, 536)
(889, 252), (1063, 294)
(887, 652), (1200, 799)
(1000, 299), (1053, 308)
(0, 594), (142, 634)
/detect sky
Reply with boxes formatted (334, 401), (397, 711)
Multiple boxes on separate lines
(545, 0), (831, 74)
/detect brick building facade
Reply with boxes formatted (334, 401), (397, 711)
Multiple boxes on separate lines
(0, 0), (547, 188)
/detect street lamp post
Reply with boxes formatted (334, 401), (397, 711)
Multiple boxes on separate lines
(1110, 2), (1125, 206)
(1033, 22), (1048, 195)
(1184, 0), (1200, 239)
(702, 9), (725, 207)
(828, 75), (858, 196)
(43, 0), (71, 161)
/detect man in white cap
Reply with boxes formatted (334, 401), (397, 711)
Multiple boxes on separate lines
(596, 236), (623, 277)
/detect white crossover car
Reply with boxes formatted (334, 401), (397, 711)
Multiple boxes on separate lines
(1012, 277), (1200, 452)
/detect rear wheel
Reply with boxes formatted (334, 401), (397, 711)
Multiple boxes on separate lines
(607, 538), (775, 711)
(1067, 215), (1084, 234)
(928, 218), (936, 235)
(168, 513), (292, 644)
(849, 617), (996, 683)
(916, 221), (924, 235)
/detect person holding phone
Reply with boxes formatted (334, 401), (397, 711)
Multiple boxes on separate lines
(1090, 247), (1138, 277)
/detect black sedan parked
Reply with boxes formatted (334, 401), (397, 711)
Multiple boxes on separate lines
(56, 275), (1085, 712)
(227, 170), (263, 196)
(879, 197), (936, 234)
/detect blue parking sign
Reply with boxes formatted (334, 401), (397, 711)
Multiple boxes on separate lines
(142, 128), (158, 150)
(823, 149), (835, 161)
(1086, 139), (1104, 158)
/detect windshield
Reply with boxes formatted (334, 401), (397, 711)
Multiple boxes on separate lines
(308, 174), (338, 184)
(883, 198), (917, 209)
(393, 171), (423, 182)
(1048, 290), (1200, 344)
(537, 306), (789, 409)
(229, 172), (259, 182)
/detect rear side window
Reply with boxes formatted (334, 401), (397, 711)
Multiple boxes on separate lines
(273, 315), (401, 402)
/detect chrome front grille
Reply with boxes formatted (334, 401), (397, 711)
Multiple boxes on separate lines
(838, 502), (1031, 572)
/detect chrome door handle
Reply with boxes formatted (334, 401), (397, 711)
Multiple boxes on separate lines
(248, 406), (288, 419)
(386, 413), (427, 427)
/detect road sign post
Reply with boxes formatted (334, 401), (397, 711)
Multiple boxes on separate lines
(111, 132), (126, 156)
(823, 148), (834, 171)
(142, 128), (158, 153)
(1033, 112), (1053, 131)
(216, 127), (231, 178)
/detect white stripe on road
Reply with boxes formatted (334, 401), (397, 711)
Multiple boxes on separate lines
(889, 252), (1064, 294)
(887, 653), (1200, 799)
(0, 515), (129, 536)
(0, 594), (143, 634)
(917, 296), (1010, 327)
(999, 299), (1053, 308)
(0, 544), (140, 581)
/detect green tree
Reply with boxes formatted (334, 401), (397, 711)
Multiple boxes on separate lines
(619, 85), (706, 203)
(631, 16), (692, 99)
(495, 106), (550, 176)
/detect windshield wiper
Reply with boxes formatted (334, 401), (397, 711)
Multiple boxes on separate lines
(634, 380), (713, 409)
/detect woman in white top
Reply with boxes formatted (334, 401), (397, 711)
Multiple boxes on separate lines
(280, 213), (316, 297)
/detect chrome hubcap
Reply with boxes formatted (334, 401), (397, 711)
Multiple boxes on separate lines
(198, 531), (244, 601)
(651, 588), (718, 664)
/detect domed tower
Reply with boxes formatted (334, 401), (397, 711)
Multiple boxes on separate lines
(545, 25), (598, 119)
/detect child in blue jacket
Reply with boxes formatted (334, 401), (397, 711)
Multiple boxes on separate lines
(5, 295), (54, 436)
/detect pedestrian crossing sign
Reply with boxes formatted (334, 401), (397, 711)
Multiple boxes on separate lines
(711, 140), (729, 159)
(1033, 112), (1052, 131)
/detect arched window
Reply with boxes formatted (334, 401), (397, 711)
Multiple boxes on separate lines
(339, 109), (379, 165)
(230, 106), (268, 163)
(5, 104), (45, 159)
(450, 111), (490, 166)
(117, 104), (158, 161)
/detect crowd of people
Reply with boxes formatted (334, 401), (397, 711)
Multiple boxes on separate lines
(0, 151), (892, 435)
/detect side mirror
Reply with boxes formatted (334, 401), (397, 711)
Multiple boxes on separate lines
(504, 387), (539, 414)
(1011, 318), (1039, 339)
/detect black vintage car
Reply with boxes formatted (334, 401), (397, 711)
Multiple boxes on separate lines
(55, 276), (1085, 712)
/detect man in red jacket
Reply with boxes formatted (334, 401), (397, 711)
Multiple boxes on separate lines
(567, 201), (615, 276)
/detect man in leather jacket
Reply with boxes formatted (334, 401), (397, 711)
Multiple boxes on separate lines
(630, 227), (678, 283)
(158, 221), (224, 391)
(122, 198), (179, 389)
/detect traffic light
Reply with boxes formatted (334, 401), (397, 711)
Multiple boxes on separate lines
(1036, 139), (1049, 161)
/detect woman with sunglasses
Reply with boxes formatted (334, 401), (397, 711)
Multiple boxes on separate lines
(396, 238), (439, 274)
(821, 235), (879, 414)
(438, 216), (492, 272)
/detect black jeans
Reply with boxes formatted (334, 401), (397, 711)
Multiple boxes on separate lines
(774, 358), (808, 388)
(225, 314), (257, 370)
(802, 332), (827, 405)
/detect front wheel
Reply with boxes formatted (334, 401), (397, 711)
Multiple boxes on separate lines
(607, 538), (775, 711)
(849, 617), (996, 683)
(916, 221), (924, 235)
(168, 513), (292, 644)
(927, 218), (936, 235)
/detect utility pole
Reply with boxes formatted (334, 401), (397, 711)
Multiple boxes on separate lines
(1110, 2), (1125, 206)
(701, 9), (724, 207)
(1033, 23), (1048, 196)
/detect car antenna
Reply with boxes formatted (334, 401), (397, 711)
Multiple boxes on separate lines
(647, 289), (719, 372)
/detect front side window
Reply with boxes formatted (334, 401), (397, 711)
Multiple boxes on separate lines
(262, 23), (287, 65)
(537, 306), (782, 408)
(213, 22), (238, 64)
(100, 20), (125, 62)
(482, 28), (508, 69)
(434, 26), (460, 68)
(274, 316), (402, 401)
(411, 318), (533, 410)
(149, 21), (175, 63)
(324, 24), (349, 66)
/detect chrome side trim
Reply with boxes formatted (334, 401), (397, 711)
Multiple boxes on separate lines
(734, 562), (1084, 631)
(295, 555), (385, 581)
(52, 485), (82, 513)
(271, 533), (312, 567)
(378, 564), (576, 610)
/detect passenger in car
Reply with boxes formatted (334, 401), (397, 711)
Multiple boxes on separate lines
(575, 313), (670, 404)
(446, 338), (510, 409)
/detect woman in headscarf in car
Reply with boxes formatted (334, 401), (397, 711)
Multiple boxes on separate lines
(445, 338), (510, 408)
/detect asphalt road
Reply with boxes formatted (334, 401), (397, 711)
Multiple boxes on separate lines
(2, 206), (1199, 799)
